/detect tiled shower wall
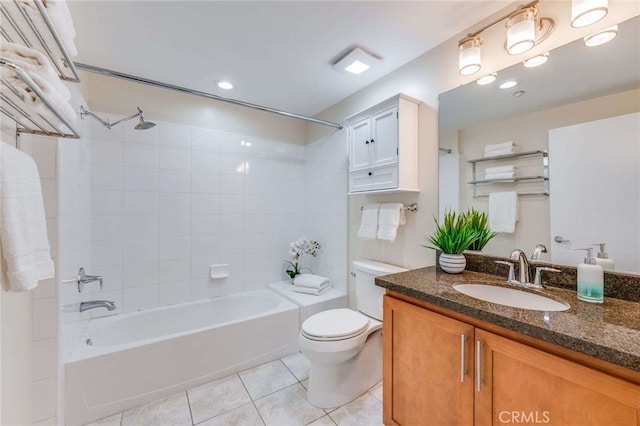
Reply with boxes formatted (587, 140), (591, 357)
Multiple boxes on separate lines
(85, 113), (306, 316)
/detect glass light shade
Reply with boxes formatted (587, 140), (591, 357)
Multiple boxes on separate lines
(572, 0), (608, 28)
(506, 9), (536, 55)
(523, 52), (549, 68)
(499, 80), (518, 89)
(458, 37), (482, 76)
(476, 74), (497, 85)
(584, 25), (618, 46)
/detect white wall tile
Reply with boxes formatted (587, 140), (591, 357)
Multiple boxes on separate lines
(219, 132), (246, 154)
(123, 261), (159, 288)
(123, 168), (159, 192)
(31, 338), (56, 381)
(160, 193), (191, 215)
(190, 257), (213, 279)
(159, 215), (191, 238)
(32, 299), (57, 341)
(91, 240), (123, 267)
(91, 216), (123, 242)
(92, 190), (123, 215)
(219, 174), (245, 194)
(217, 233), (244, 254)
(89, 112), (124, 141)
(160, 147), (191, 170)
(123, 142), (159, 168)
(191, 171), (220, 194)
(191, 215), (220, 236)
(124, 192), (159, 216)
(192, 151), (220, 173)
(159, 123), (191, 149)
(31, 378), (56, 422)
(191, 194), (219, 215)
(159, 281), (192, 306)
(123, 239), (159, 264)
(158, 259), (191, 283)
(91, 139), (123, 166)
(219, 194), (244, 215)
(218, 154), (245, 175)
(191, 236), (220, 259)
(89, 264), (123, 292)
(91, 165), (123, 191)
(123, 122), (159, 145)
(123, 285), (159, 312)
(219, 215), (245, 234)
(191, 128), (220, 152)
(190, 278), (219, 299)
(123, 215), (159, 240)
(244, 158), (271, 176)
(159, 238), (191, 260)
(159, 169), (191, 193)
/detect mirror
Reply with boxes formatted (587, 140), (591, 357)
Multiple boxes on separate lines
(438, 15), (640, 274)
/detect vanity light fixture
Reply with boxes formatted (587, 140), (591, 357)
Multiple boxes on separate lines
(571, 0), (608, 28)
(499, 80), (518, 89)
(523, 52), (550, 68)
(215, 80), (234, 90)
(476, 73), (497, 85)
(584, 25), (618, 47)
(458, 36), (483, 75)
(332, 47), (381, 76)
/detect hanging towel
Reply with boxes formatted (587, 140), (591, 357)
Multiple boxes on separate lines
(489, 191), (519, 233)
(1, 42), (71, 101)
(0, 142), (55, 292)
(357, 203), (380, 240)
(484, 141), (514, 153)
(377, 203), (406, 242)
(293, 274), (332, 296)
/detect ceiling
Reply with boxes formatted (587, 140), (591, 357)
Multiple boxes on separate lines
(68, 1), (507, 117)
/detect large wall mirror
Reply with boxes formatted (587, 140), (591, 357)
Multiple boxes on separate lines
(438, 15), (640, 274)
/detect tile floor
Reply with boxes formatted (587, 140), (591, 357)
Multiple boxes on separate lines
(85, 353), (383, 426)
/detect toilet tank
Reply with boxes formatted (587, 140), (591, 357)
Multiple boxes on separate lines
(352, 259), (408, 321)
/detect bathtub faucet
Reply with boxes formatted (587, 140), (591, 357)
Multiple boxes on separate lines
(79, 300), (117, 312)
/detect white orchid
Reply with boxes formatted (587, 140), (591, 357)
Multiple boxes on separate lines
(285, 238), (321, 279)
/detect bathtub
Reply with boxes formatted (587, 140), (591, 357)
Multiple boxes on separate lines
(65, 289), (299, 426)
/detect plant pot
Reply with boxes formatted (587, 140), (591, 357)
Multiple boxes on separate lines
(439, 253), (466, 274)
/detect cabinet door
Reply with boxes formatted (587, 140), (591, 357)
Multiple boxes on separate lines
(475, 329), (640, 426)
(371, 106), (398, 168)
(384, 296), (474, 426)
(349, 117), (371, 172)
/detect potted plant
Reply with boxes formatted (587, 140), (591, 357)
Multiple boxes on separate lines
(284, 238), (321, 282)
(463, 207), (497, 251)
(424, 210), (478, 273)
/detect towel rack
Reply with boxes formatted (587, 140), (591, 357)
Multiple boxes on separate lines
(360, 203), (418, 212)
(0, 0), (80, 82)
(0, 58), (80, 138)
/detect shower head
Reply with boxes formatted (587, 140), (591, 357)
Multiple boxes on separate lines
(134, 107), (156, 130)
(80, 106), (156, 130)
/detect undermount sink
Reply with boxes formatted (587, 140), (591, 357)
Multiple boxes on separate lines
(453, 282), (570, 312)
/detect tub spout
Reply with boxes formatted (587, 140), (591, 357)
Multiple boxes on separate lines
(79, 300), (117, 312)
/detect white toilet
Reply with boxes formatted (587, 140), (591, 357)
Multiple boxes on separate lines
(299, 259), (407, 408)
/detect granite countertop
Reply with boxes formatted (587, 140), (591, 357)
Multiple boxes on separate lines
(376, 267), (640, 373)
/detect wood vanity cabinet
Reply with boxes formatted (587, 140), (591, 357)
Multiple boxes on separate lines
(383, 295), (640, 426)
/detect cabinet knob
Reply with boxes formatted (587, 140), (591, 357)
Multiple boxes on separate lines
(365, 140), (370, 144)
(370, 138), (375, 143)
(368, 171), (372, 176)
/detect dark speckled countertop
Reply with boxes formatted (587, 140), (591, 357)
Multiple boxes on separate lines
(376, 267), (640, 373)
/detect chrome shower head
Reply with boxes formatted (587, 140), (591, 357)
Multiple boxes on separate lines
(134, 108), (156, 130)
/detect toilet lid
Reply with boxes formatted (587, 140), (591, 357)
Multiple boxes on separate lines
(301, 309), (370, 341)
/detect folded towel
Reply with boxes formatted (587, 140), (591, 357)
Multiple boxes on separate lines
(484, 172), (517, 180)
(294, 273), (330, 289)
(485, 165), (516, 174)
(483, 147), (519, 158)
(4, 72), (77, 126)
(489, 191), (518, 233)
(293, 281), (332, 296)
(377, 203), (406, 242)
(13, 0), (78, 58)
(484, 141), (514, 153)
(0, 142), (55, 291)
(1, 42), (71, 101)
(357, 203), (380, 240)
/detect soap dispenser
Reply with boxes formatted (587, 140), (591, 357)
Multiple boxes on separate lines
(574, 248), (604, 304)
(591, 243), (615, 271)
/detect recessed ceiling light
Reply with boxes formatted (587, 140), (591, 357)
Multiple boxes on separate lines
(332, 47), (381, 76)
(523, 52), (549, 68)
(499, 80), (518, 89)
(215, 80), (234, 90)
(584, 25), (618, 47)
(513, 90), (526, 97)
(476, 73), (497, 85)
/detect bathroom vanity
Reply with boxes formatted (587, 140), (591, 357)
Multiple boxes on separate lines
(376, 268), (640, 426)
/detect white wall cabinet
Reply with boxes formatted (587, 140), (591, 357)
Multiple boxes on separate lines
(347, 94), (420, 193)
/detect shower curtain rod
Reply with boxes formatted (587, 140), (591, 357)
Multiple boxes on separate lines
(73, 62), (344, 130)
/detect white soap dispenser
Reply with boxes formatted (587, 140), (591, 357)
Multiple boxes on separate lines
(574, 248), (604, 304)
(591, 243), (615, 271)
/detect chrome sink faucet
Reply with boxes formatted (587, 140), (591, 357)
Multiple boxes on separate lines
(531, 244), (548, 261)
(509, 249), (531, 285)
(79, 300), (116, 312)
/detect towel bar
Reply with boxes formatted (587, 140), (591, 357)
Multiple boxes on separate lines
(360, 203), (418, 212)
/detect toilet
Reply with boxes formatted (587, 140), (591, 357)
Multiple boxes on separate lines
(299, 259), (408, 408)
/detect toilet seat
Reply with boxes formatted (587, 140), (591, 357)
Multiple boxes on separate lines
(301, 309), (371, 342)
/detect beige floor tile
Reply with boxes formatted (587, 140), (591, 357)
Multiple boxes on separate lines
(369, 381), (383, 402)
(82, 413), (122, 426)
(281, 352), (311, 381)
(329, 393), (382, 426)
(122, 392), (191, 426)
(239, 360), (297, 400)
(197, 402), (264, 426)
(188, 374), (252, 424)
(307, 415), (337, 426)
(255, 384), (325, 426)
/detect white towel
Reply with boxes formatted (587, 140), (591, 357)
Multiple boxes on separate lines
(483, 147), (519, 158)
(0, 142), (55, 291)
(484, 141), (514, 153)
(377, 203), (406, 242)
(293, 274), (332, 296)
(1, 42), (71, 101)
(489, 191), (519, 233)
(485, 165), (516, 174)
(484, 172), (517, 180)
(13, 0), (78, 58)
(357, 203), (380, 240)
